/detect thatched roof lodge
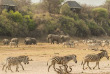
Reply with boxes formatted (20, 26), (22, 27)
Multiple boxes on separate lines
(0, 0), (17, 12)
(64, 1), (82, 13)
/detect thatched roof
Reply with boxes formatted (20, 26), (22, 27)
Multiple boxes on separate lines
(0, 0), (16, 6)
(65, 1), (82, 9)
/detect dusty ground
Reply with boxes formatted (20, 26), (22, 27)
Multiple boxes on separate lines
(0, 42), (110, 74)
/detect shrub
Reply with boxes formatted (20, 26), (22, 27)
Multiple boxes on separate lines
(74, 20), (90, 37)
(58, 15), (76, 36)
(87, 20), (106, 36)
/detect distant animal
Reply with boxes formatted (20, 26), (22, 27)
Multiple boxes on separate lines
(11, 38), (19, 45)
(2, 55), (31, 72)
(87, 43), (101, 50)
(55, 65), (73, 74)
(63, 41), (74, 48)
(101, 40), (110, 47)
(3, 39), (9, 45)
(10, 42), (18, 47)
(60, 35), (70, 43)
(24, 37), (32, 45)
(81, 50), (109, 70)
(24, 37), (37, 45)
(47, 34), (61, 44)
(31, 38), (37, 44)
(47, 54), (77, 72)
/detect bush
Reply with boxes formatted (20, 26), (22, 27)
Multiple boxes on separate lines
(74, 20), (90, 37)
(87, 20), (106, 36)
(58, 15), (76, 36)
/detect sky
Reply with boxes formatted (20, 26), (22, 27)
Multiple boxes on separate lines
(31, 0), (106, 6)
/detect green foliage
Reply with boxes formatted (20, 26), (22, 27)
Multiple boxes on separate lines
(74, 20), (90, 37)
(92, 8), (108, 18)
(60, 4), (73, 16)
(59, 15), (76, 36)
(92, 8), (109, 25)
(1, 1), (110, 38)
(0, 10), (36, 36)
(87, 20), (106, 36)
(42, 0), (64, 13)
(8, 11), (23, 22)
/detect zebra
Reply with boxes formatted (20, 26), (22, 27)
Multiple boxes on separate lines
(63, 41), (74, 48)
(101, 40), (110, 47)
(81, 50), (109, 70)
(10, 42), (18, 47)
(87, 43), (101, 50)
(2, 55), (31, 72)
(3, 39), (9, 45)
(55, 65), (73, 74)
(47, 54), (77, 72)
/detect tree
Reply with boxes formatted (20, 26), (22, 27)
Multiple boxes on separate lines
(14, 0), (32, 14)
(42, 0), (64, 14)
(92, 8), (109, 25)
(60, 4), (72, 16)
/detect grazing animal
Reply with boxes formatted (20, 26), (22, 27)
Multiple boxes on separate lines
(10, 42), (18, 47)
(47, 54), (77, 72)
(2, 56), (30, 72)
(11, 38), (19, 46)
(87, 43), (101, 50)
(47, 34), (61, 44)
(24, 37), (37, 45)
(3, 39), (9, 45)
(60, 35), (70, 43)
(63, 41), (74, 48)
(101, 40), (110, 47)
(81, 50), (109, 70)
(31, 38), (37, 45)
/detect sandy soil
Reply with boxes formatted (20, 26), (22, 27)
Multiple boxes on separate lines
(0, 43), (110, 74)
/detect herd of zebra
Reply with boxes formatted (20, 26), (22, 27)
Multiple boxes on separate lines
(47, 50), (109, 74)
(2, 49), (109, 74)
(1, 34), (110, 74)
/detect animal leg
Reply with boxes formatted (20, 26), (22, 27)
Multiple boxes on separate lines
(20, 63), (24, 70)
(87, 62), (91, 70)
(2, 64), (6, 71)
(98, 62), (100, 69)
(16, 65), (19, 72)
(93, 62), (98, 69)
(5, 66), (8, 72)
(53, 64), (57, 72)
(48, 64), (53, 72)
(64, 65), (69, 73)
(9, 66), (13, 72)
(83, 61), (86, 70)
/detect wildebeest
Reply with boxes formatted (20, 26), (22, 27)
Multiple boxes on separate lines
(3, 39), (9, 45)
(81, 50), (109, 70)
(24, 37), (37, 45)
(2, 55), (32, 72)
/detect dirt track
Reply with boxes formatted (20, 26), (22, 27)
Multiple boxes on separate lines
(0, 43), (110, 74)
